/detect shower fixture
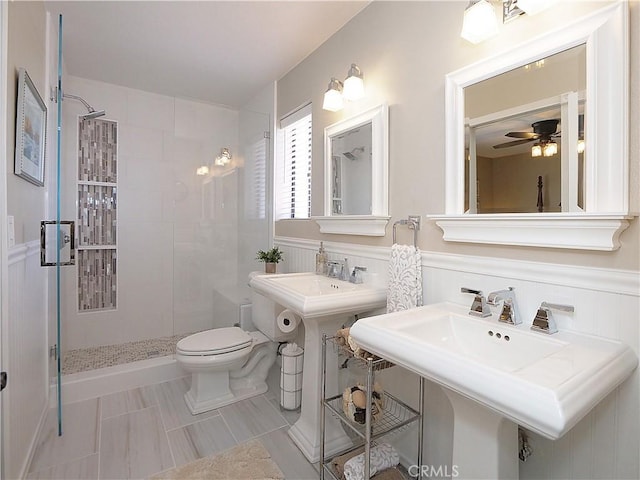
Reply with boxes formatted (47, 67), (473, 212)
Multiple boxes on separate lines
(62, 93), (106, 119)
(343, 146), (365, 160)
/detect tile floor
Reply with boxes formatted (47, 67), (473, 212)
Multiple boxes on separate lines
(27, 368), (318, 480)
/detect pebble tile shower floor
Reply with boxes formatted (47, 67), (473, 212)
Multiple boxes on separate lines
(62, 334), (191, 374)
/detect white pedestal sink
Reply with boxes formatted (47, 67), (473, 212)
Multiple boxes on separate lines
(350, 302), (638, 479)
(249, 272), (387, 463)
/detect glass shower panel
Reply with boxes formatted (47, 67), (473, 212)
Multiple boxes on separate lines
(172, 110), (270, 336)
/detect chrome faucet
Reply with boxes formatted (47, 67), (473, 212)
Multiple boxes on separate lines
(531, 302), (574, 334)
(326, 261), (341, 278)
(461, 288), (491, 317)
(488, 287), (520, 325)
(340, 258), (350, 282)
(350, 266), (367, 284)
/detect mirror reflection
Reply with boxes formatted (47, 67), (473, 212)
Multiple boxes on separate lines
(330, 122), (372, 215)
(464, 45), (585, 214)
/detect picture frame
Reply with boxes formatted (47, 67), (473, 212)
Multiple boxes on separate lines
(14, 67), (47, 186)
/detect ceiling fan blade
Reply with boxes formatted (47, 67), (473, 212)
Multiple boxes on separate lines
(493, 138), (535, 149)
(505, 132), (539, 139)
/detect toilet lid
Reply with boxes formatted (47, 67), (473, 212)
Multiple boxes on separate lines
(177, 327), (253, 356)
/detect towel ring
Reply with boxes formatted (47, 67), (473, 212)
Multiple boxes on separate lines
(392, 218), (419, 246)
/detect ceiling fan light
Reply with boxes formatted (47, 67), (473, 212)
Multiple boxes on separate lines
(531, 143), (542, 157)
(543, 141), (558, 157)
(517, 0), (555, 16)
(461, 0), (499, 44)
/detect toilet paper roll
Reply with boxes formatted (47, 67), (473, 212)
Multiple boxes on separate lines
(277, 309), (301, 334)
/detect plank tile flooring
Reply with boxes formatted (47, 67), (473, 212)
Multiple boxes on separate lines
(27, 368), (318, 479)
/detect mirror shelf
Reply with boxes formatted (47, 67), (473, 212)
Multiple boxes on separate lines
(433, 1), (631, 251)
(313, 215), (390, 236)
(433, 214), (630, 251)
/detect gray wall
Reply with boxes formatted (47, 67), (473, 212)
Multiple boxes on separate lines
(275, 0), (639, 271)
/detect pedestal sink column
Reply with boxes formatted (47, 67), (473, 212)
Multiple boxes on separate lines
(443, 389), (519, 480)
(288, 314), (352, 463)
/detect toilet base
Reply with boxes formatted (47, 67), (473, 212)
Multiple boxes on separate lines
(182, 341), (277, 415)
(184, 375), (268, 414)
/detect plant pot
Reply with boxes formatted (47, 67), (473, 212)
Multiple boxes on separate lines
(265, 262), (277, 274)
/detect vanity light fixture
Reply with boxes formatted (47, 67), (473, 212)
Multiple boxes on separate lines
(322, 77), (344, 112)
(214, 147), (232, 166)
(343, 64), (365, 101)
(196, 165), (209, 176)
(516, 0), (555, 16)
(461, 0), (499, 44)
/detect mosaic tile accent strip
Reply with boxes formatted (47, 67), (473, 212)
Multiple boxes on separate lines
(78, 249), (117, 311)
(62, 333), (191, 375)
(78, 185), (117, 246)
(78, 118), (118, 183)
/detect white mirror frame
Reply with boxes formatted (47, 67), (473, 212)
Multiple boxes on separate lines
(431, 1), (632, 251)
(314, 104), (389, 236)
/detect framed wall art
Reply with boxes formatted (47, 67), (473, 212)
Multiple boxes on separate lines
(14, 67), (47, 186)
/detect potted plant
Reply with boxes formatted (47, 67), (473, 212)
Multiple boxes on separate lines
(256, 246), (284, 274)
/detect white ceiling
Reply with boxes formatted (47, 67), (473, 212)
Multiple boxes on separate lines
(45, 1), (369, 108)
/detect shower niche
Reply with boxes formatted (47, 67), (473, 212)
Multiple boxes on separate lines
(77, 118), (118, 311)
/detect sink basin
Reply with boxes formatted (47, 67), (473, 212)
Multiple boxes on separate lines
(249, 272), (386, 319)
(350, 302), (637, 440)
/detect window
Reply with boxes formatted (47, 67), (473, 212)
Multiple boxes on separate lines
(276, 104), (312, 219)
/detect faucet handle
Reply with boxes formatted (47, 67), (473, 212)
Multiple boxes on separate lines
(461, 288), (491, 318)
(531, 302), (574, 334)
(350, 266), (367, 284)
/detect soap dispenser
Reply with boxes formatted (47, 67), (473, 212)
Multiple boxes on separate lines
(316, 241), (327, 275)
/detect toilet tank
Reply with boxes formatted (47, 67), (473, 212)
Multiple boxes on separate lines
(249, 290), (295, 342)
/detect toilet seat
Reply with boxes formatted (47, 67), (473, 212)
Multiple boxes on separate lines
(177, 327), (253, 356)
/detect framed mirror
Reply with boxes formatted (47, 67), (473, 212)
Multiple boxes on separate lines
(314, 104), (389, 236)
(432, 2), (631, 251)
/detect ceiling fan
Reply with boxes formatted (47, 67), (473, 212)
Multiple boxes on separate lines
(493, 119), (560, 149)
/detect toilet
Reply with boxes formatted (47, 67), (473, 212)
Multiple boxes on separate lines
(176, 286), (293, 415)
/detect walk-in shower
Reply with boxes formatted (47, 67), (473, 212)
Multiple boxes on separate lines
(62, 92), (105, 119)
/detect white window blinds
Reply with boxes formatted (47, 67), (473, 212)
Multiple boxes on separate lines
(245, 135), (267, 220)
(276, 104), (312, 219)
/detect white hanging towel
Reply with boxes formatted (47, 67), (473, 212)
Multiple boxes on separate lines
(387, 243), (422, 313)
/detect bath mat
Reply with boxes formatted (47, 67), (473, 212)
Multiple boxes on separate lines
(149, 439), (284, 480)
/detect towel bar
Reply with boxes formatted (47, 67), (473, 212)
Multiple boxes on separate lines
(392, 216), (420, 246)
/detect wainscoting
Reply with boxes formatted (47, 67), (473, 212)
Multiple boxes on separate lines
(6, 241), (49, 479)
(275, 236), (639, 480)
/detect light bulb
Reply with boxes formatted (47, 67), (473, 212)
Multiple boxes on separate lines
(543, 141), (558, 157)
(322, 78), (344, 112)
(461, 0), (499, 44)
(531, 144), (542, 157)
(517, 0), (555, 16)
(343, 64), (364, 101)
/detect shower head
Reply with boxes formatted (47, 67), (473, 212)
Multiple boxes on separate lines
(81, 109), (106, 120)
(343, 146), (365, 161)
(63, 93), (106, 120)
